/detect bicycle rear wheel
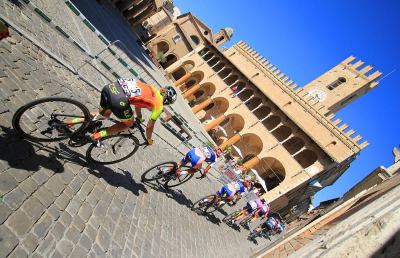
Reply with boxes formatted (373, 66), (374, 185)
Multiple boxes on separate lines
(164, 165), (195, 188)
(12, 97), (90, 142)
(86, 134), (139, 165)
(191, 194), (216, 214)
(141, 162), (177, 182)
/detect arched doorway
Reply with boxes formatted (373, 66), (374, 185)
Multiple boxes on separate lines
(255, 157), (286, 191)
(161, 54), (177, 68)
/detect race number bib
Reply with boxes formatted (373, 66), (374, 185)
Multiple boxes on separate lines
(118, 78), (141, 97)
(202, 147), (211, 159)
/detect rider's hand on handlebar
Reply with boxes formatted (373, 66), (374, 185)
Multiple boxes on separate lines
(147, 138), (154, 145)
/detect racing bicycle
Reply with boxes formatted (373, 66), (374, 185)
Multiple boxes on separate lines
(12, 97), (147, 165)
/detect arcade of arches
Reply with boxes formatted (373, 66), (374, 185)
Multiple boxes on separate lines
(172, 57), (321, 190)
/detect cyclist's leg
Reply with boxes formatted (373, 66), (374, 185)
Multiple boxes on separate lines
(235, 203), (252, 221)
(178, 149), (201, 176)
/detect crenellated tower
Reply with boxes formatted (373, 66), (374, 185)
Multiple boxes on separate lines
(303, 56), (382, 113)
(213, 27), (234, 47)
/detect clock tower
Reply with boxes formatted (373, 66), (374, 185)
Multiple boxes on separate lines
(303, 56), (382, 114)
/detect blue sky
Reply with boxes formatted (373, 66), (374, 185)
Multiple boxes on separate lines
(174, 0), (400, 205)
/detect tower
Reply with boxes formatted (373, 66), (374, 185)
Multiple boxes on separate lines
(213, 27), (234, 47)
(303, 56), (382, 113)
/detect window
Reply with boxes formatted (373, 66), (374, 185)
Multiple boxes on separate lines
(172, 34), (182, 43)
(327, 77), (346, 90)
(190, 35), (200, 45)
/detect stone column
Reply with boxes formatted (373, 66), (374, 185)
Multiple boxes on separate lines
(174, 72), (192, 86)
(218, 134), (241, 151)
(192, 98), (212, 114)
(242, 157), (260, 170)
(125, 0), (150, 20)
(205, 115), (226, 132)
(182, 84), (201, 99)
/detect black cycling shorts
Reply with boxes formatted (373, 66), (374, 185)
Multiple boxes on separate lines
(99, 83), (134, 122)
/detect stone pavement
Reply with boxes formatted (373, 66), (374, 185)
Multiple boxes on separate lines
(0, 1), (278, 257)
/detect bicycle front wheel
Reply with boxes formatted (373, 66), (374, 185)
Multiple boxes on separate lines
(12, 97), (90, 142)
(191, 194), (216, 214)
(223, 210), (243, 223)
(141, 162), (177, 182)
(164, 165), (196, 188)
(86, 134), (139, 165)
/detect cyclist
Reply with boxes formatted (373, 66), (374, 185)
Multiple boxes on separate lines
(252, 213), (285, 236)
(66, 78), (177, 144)
(170, 146), (223, 178)
(234, 198), (270, 225)
(215, 176), (253, 205)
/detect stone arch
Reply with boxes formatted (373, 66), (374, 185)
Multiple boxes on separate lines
(182, 60), (195, 72)
(200, 97), (229, 122)
(282, 137), (305, 155)
(294, 149), (318, 168)
(246, 97), (262, 110)
(255, 157), (286, 191)
(262, 115), (281, 131)
(271, 126), (292, 142)
(171, 67), (186, 81)
(155, 40), (169, 54)
(224, 74), (239, 85)
(254, 106), (271, 120)
(211, 113), (245, 143)
(208, 56), (219, 67)
(203, 52), (214, 61)
(184, 71), (204, 89)
(161, 54), (177, 68)
(234, 133), (263, 158)
(213, 63), (225, 72)
(202, 82), (216, 97)
(218, 67), (232, 78)
(237, 89), (253, 102)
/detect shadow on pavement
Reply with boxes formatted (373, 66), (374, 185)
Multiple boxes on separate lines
(142, 181), (194, 209)
(0, 125), (64, 173)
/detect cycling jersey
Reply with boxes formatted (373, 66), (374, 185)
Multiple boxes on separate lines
(262, 216), (284, 233)
(246, 198), (263, 213)
(181, 147), (217, 169)
(99, 79), (163, 122)
(217, 180), (246, 198)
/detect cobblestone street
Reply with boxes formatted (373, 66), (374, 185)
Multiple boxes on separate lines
(0, 1), (274, 257)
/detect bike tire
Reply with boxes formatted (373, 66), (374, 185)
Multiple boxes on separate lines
(163, 165), (196, 188)
(86, 134), (139, 165)
(12, 97), (90, 142)
(141, 161), (177, 182)
(191, 194), (216, 214)
(223, 210), (243, 223)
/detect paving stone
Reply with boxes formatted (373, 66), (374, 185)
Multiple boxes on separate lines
(50, 250), (63, 258)
(6, 209), (34, 237)
(69, 176), (84, 194)
(56, 239), (73, 257)
(33, 186), (56, 208)
(70, 245), (87, 258)
(36, 234), (56, 256)
(78, 233), (93, 251)
(54, 193), (70, 211)
(65, 226), (80, 244)
(33, 213), (53, 239)
(96, 227), (111, 252)
(7, 167), (33, 183)
(78, 202), (93, 222)
(65, 197), (81, 216)
(31, 170), (50, 186)
(0, 225), (18, 257)
(59, 211), (72, 228)
(0, 171), (18, 195)
(0, 201), (12, 224)
(19, 177), (39, 196)
(47, 204), (61, 220)
(44, 174), (65, 197)
(72, 215), (85, 233)
(21, 196), (45, 222)
(8, 247), (28, 258)
(22, 233), (39, 254)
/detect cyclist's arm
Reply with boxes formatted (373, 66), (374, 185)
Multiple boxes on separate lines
(145, 119), (155, 140)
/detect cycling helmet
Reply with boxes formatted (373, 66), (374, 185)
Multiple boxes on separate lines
(163, 86), (177, 105)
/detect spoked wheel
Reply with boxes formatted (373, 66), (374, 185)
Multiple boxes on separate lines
(223, 210), (243, 223)
(12, 97), (90, 142)
(191, 194), (216, 214)
(163, 165), (196, 188)
(86, 134), (139, 165)
(141, 161), (177, 183)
